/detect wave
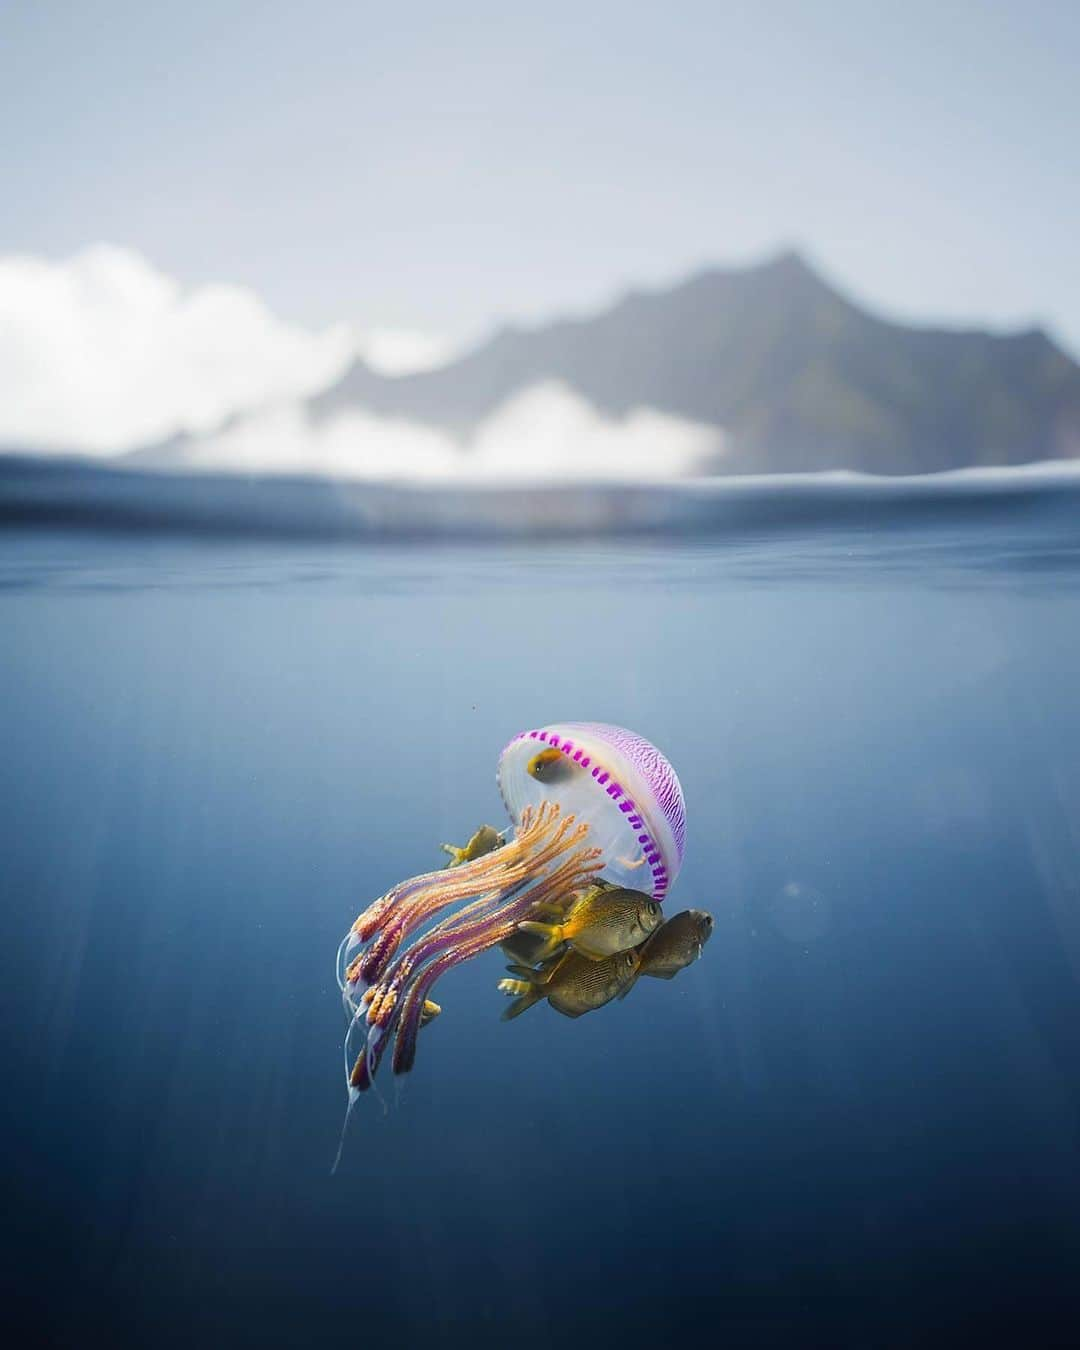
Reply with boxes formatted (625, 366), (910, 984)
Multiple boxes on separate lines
(2, 451), (1080, 543)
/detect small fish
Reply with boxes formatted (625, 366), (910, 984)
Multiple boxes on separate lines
(499, 948), (640, 1020)
(515, 886), (662, 962)
(526, 747), (580, 784)
(635, 909), (714, 980)
(440, 824), (503, 868)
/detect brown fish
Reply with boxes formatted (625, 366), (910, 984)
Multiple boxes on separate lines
(635, 909), (714, 980)
(498, 947), (640, 1020)
(515, 886), (662, 962)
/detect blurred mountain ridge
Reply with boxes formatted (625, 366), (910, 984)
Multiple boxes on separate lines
(304, 250), (1080, 475)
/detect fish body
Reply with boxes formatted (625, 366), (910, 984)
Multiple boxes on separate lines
(516, 886), (662, 961)
(636, 909), (714, 979)
(500, 947), (640, 1020)
(526, 747), (581, 784)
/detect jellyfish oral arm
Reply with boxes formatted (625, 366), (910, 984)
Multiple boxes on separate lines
(346, 813), (601, 1090)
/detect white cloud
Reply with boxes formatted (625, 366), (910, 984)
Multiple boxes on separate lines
(0, 246), (447, 453)
(357, 329), (454, 375)
(0, 245), (720, 478)
(167, 381), (724, 481)
(467, 383), (722, 480)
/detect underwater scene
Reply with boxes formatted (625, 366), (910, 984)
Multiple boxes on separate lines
(4, 481), (1080, 1347)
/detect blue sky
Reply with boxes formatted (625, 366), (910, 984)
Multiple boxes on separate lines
(2, 0), (1078, 353)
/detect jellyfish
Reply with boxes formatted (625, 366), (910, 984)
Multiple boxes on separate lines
(336, 722), (687, 1102)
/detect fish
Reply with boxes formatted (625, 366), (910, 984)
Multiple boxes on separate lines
(526, 747), (581, 785)
(514, 885), (662, 961)
(440, 824), (503, 868)
(499, 947), (641, 1020)
(635, 909), (714, 980)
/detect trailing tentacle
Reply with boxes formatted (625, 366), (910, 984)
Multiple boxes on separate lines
(367, 823), (597, 1035)
(386, 843), (603, 1077)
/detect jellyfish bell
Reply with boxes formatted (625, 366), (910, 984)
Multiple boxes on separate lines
(498, 722), (687, 901)
(334, 722), (687, 1133)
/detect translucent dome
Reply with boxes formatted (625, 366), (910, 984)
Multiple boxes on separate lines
(497, 722), (686, 900)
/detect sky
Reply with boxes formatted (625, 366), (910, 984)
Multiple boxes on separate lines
(1, 1), (1078, 469)
(2, 0), (1078, 349)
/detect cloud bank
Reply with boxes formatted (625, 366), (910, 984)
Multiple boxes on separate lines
(165, 382), (723, 481)
(0, 245), (722, 479)
(0, 246), (444, 454)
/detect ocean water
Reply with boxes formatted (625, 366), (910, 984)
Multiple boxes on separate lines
(3, 486), (1080, 1347)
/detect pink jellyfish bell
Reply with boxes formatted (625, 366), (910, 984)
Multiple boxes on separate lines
(335, 722), (687, 1104)
(497, 722), (687, 902)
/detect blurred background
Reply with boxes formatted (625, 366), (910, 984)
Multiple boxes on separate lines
(2, 0), (1078, 485)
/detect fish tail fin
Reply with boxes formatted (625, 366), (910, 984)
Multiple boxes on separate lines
(501, 985), (544, 1021)
(439, 843), (465, 867)
(420, 998), (441, 1026)
(515, 921), (565, 963)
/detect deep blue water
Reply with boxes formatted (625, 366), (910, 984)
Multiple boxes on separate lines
(3, 494), (1080, 1347)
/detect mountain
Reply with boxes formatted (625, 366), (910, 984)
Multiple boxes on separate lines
(306, 252), (1080, 476)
